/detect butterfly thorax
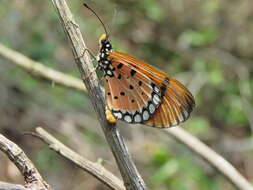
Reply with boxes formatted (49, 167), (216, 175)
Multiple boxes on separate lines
(97, 35), (115, 77)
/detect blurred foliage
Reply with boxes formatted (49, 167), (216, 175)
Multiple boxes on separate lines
(0, 0), (253, 190)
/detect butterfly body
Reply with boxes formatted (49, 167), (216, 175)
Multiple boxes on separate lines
(97, 34), (195, 128)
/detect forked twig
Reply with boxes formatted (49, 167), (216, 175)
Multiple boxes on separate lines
(28, 127), (125, 190)
(0, 134), (52, 190)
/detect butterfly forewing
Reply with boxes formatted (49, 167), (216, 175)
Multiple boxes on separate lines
(109, 51), (170, 84)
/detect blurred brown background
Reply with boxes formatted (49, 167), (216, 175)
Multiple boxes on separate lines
(0, 0), (253, 190)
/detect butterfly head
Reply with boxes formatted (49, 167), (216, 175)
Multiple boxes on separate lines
(99, 33), (112, 51)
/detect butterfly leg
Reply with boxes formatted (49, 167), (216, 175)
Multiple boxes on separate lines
(74, 48), (97, 62)
(105, 105), (117, 124)
(83, 65), (99, 81)
(74, 49), (100, 81)
(66, 20), (79, 29)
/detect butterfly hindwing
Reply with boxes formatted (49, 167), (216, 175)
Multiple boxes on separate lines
(107, 51), (195, 128)
(144, 79), (195, 127)
(105, 60), (162, 123)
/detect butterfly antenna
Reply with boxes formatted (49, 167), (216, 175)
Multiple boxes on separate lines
(83, 3), (109, 37)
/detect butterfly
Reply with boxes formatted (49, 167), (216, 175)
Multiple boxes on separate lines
(84, 4), (195, 128)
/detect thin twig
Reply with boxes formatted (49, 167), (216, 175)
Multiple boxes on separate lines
(0, 134), (52, 190)
(0, 182), (28, 190)
(0, 43), (85, 92)
(166, 128), (253, 190)
(1, 43), (253, 190)
(50, 0), (146, 189)
(29, 127), (125, 190)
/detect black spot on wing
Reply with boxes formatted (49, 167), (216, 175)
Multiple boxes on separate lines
(130, 69), (136, 76)
(117, 63), (123, 69)
(161, 85), (166, 92)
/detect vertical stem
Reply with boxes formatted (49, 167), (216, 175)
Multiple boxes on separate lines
(50, 0), (147, 189)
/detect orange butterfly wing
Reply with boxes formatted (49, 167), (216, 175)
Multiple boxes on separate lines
(109, 51), (170, 84)
(107, 51), (195, 128)
(105, 57), (163, 123)
(144, 79), (195, 127)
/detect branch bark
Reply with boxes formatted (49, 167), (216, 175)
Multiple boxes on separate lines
(50, 0), (146, 189)
(0, 182), (27, 190)
(0, 134), (52, 190)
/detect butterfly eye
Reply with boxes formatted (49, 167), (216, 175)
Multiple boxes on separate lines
(101, 38), (106, 43)
(99, 34), (109, 46)
(100, 36), (108, 45)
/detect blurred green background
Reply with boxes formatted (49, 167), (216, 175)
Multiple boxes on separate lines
(0, 0), (253, 190)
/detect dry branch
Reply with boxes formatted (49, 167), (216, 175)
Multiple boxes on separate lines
(0, 134), (52, 190)
(0, 182), (28, 190)
(166, 128), (253, 190)
(0, 43), (85, 92)
(50, 0), (146, 189)
(31, 127), (125, 190)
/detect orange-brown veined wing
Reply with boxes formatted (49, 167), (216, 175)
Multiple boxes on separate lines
(144, 79), (195, 127)
(109, 51), (171, 85)
(105, 60), (163, 123)
(107, 50), (195, 127)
